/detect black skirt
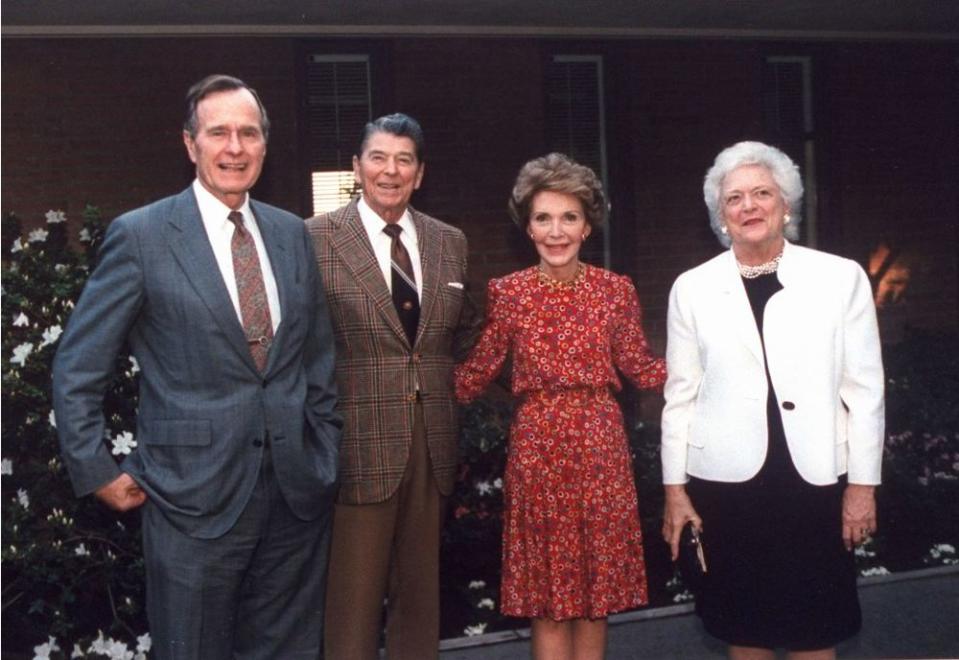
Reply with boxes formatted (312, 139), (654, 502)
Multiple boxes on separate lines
(687, 272), (861, 650)
(688, 468), (860, 650)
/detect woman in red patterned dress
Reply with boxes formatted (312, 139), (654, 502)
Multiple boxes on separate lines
(454, 153), (666, 660)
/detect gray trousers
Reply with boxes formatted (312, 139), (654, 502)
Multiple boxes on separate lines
(142, 447), (332, 660)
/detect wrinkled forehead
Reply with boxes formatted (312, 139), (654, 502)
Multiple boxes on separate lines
(361, 130), (419, 160)
(196, 88), (263, 125)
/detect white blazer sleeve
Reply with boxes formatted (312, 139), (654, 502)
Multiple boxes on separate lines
(661, 275), (703, 484)
(840, 262), (885, 484)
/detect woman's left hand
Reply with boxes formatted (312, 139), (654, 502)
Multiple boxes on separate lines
(842, 483), (877, 550)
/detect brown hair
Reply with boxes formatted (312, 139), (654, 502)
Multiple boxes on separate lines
(508, 153), (606, 229)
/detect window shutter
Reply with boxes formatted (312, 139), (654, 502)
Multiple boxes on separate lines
(762, 59), (808, 156)
(545, 56), (609, 267)
(307, 55), (371, 214)
(764, 56), (817, 246)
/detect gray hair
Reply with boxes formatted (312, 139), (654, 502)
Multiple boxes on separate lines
(183, 74), (270, 142)
(703, 141), (803, 247)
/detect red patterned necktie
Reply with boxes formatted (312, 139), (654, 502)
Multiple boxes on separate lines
(228, 211), (273, 372)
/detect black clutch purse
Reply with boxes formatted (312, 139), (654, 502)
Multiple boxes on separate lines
(677, 521), (708, 592)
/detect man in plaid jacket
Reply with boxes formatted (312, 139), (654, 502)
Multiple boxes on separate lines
(305, 113), (479, 660)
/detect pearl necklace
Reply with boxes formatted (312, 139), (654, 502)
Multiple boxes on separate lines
(737, 252), (782, 279)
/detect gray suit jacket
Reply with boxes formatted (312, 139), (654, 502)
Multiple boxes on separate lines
(53, 187), (342, 538)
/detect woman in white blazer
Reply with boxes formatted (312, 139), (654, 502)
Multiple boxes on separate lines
(661, 142), (884, 660)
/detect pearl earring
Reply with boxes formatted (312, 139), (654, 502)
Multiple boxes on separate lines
(720, 225), (728, 235)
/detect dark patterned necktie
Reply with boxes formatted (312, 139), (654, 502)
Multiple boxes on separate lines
(382, 223), (420, 345)
(228, 211), (273, 372)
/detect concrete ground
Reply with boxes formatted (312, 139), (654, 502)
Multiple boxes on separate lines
(439, 566), (959, 659)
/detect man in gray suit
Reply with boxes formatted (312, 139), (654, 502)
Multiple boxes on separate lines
(52, 74), (341, 659)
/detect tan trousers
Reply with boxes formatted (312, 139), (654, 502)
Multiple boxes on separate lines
(324, 403), (447, 660)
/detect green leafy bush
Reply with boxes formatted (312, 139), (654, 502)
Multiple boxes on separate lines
(2, 210), (150, 658)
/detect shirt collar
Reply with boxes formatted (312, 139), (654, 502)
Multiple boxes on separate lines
(192, 179), (253, 229)
(357, 195), (416, 241)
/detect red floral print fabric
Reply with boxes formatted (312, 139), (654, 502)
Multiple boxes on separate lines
(455, 265), (666, 620)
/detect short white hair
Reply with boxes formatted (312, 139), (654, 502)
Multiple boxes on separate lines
(703, 141), (803, 247)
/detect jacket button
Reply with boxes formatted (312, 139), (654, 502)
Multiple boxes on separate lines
(253, 439), (263, 447)
(412, 353), (421, 363)
(782, 401), (796, 411)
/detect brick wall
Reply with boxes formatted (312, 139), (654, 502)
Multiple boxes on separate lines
(1, 38), (301, 225)
(3, 35), (956, 357)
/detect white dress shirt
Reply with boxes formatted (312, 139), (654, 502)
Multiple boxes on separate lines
(357, 196), (423, 301)
(193, 179), (281, 332)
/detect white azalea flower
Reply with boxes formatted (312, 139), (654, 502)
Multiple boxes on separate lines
(11, 342), (34, 366)
(136, 633), (151, 653)
(45, 210), (67, 224)
(17, 488), (30, 509)
(13, 312), (29, 327)
(859, 566), (890, 577)
(89, 632), (106, 654)
(79, 227), (92, 242)
(854, 544), (876, 558)
(32, 636), (60, 660)
(493, 477), (503, 489)
(39, 324), (63, 348)
(49, 410), (57, 428)
(75, 543), (90, 557)
(111, 431), (137, 456)
(1, 459), (12, 476)
(468, 580), (486, 590)
(11, 237), (25, 253)
(475, 480), (492, 495)
(89, 632), (133, 658)
(107, 639), (133, 660)
(72, 642), (85, 658)
(463, 623), (487, 636)
(477, 597), (495, 609)
(128, 356), (140, 374)
(28, 228), (50, 243)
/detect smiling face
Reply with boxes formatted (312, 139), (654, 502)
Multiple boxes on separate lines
(720, 164), (788, 263)
(353, 131), (425, 223)
(183, 88), (266, 210)
(528, 190), (590, 281)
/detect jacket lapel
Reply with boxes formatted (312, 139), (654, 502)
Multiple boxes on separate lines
(717, 249), (765, 365)
(412, 208), (440, 348)
(251, 201), (292, 374)
(163, 188), (256, 371)
(331, 200), (410, 346)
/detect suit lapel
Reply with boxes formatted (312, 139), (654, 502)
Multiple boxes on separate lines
(717, 249), (764, 365)
(163, 188), (256, 371)
(251, 201), (292, 373)
(413, 208), (441, 348)
(331, 200), (410, 346)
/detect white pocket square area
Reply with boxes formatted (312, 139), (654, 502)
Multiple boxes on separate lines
(447, 282), (464, 289)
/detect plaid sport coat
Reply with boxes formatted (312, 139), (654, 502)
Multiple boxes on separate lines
(305, 199), (479, 504)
